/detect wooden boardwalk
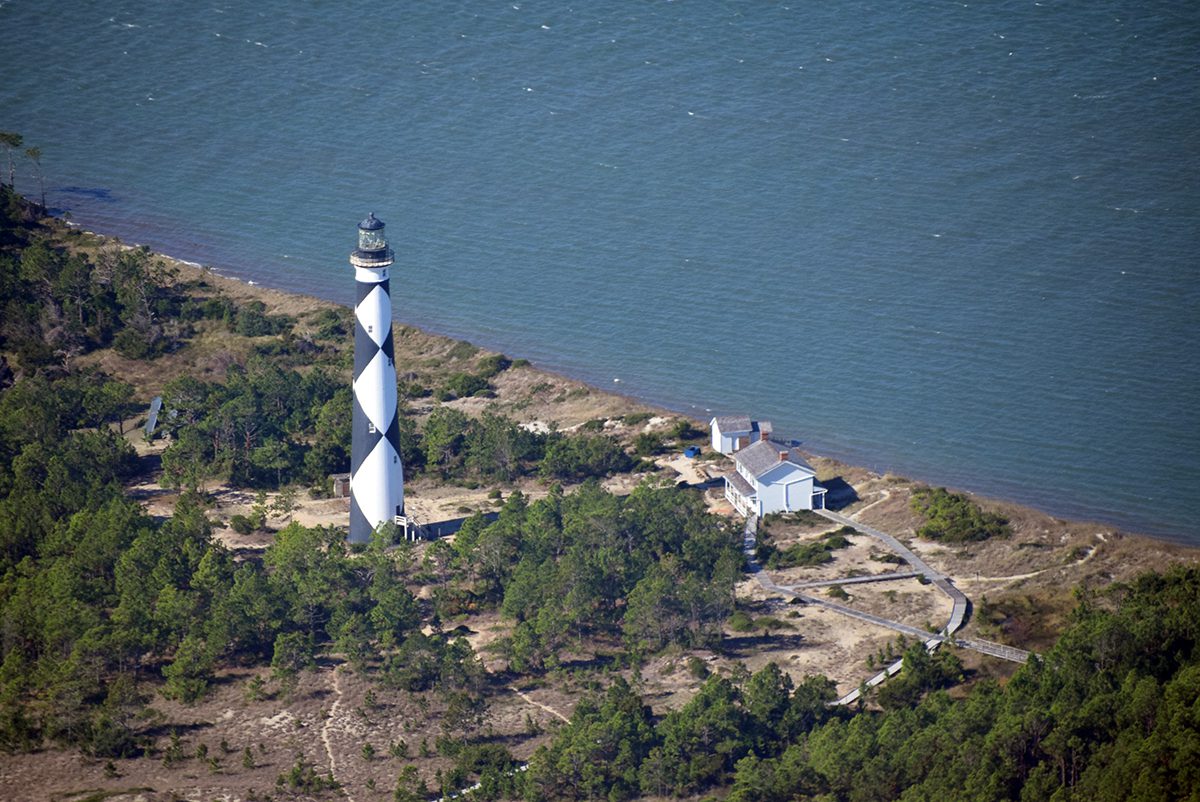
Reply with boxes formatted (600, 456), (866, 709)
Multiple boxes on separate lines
(742, 509), (1033, 707)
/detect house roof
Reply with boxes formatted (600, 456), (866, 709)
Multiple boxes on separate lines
(754, 420), (773, 436)
(712, 414), (752, 433)
(724, 470), (756, 498)
(733, 439), (816, 478)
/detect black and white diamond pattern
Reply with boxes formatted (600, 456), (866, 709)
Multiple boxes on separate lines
(349, 273), (404, 543)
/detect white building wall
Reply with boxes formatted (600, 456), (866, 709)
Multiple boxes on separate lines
(785, 476), (816, 511)
(756, 479), (789, 515)
(749, 468), (818, 515)
(711, 419), (758, 455)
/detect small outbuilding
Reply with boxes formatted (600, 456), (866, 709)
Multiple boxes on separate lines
(709, 414), (772, 455)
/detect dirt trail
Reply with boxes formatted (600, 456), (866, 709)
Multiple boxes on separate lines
(962, 540), (1101, 584)
(854, 488), (892, 517)
(509, 686), (569, 723)
(322, 667), (354, 802)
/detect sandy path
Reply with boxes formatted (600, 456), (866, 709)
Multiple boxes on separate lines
(321, 667), (354, 802)
(509, 686), (570, 723)
(853, 488), (892, 517)
(961, 540), (1100, 584)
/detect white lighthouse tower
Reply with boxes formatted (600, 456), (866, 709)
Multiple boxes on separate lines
(348, 212), (404, 543)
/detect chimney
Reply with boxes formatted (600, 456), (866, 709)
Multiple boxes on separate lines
(759, 430), (769, 442)
(779, 450), (788, 462)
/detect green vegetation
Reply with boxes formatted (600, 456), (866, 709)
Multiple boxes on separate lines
(161, 366), (628, 491)
(911, 485), (1011, 543)
(475, 352), (512, 378)
(538, 431), (633, 481)
(439, 479), (742, 666)
(520, 566), (1200, 801)
(526, 666), (840, 800)
(0, 192), (491, 757)
(437, 371), (492, 401)
(757, 527), (854, 569)
(1, 233), (191, 366)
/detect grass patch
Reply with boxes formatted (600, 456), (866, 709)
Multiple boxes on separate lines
(447, 340), (480, 361)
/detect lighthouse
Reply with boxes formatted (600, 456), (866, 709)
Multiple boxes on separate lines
(348, 212), (404, 543)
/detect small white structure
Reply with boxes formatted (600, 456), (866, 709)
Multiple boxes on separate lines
(709, 415), (772, 455)
(723, 439), (827, 517)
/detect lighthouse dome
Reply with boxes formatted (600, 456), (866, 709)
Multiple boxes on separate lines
(350, 212), (394, 267)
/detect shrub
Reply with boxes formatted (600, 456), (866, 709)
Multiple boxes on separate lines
(667, 418), (699, 440)
(476, 353), (512, 378)
(438, 372), (490, 401)
(910, 486), (1010, 543)
(633, 431), (664, 456)
(112, 328), (159, 360)
(822, 533), (852, 550)
(447, 341), (479, 361)
(309, 308), (347, 340)
(229, 514), (256, 535)
(728, 610), (755, 632)
(233, 301), (292, 337)
(539, 434), (634, 480)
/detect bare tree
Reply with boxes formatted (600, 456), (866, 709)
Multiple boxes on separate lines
(24, 146), (45, 210)
(0, 131), (22, 188)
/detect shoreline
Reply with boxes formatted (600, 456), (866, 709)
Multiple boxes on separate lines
(71, 222), (1193, 548)
(8, 207), (1200, 802)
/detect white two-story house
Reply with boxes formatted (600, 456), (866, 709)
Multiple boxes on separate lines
(723, 438), (827, 517)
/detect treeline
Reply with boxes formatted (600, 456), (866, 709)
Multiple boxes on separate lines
(433, 481), (742, 670)
(158, 375), (636, 493)
(0, 222), (190, 367)
(0, 457), (481, 759)
(0, 185), (645, 497)
(518, 565), (1200, 802)
(527, 667), (840, 800)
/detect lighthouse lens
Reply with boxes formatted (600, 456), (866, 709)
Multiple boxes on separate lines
(359, 228), (386, 252)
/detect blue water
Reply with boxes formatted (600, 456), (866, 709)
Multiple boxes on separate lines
(3, 1), (1198, 542)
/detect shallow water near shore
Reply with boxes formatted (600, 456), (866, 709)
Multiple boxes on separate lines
(2, 1), (1198, 541)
